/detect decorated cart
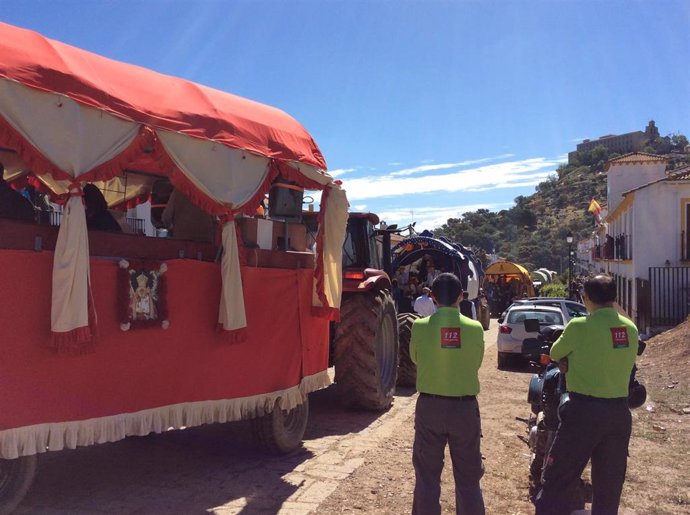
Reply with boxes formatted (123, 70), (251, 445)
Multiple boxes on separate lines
(391, 233), (483, 301)
(0, 22), (348, 511)
(483, 260), (536, 315)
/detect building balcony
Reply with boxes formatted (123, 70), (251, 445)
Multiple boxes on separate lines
(591, 233), (632, 261)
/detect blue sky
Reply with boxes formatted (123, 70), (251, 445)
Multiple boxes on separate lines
(3, 1), (689, 229)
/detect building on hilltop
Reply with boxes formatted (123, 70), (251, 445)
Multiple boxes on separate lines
(568, 120), (659, 164)
(579, 152), (690, 333)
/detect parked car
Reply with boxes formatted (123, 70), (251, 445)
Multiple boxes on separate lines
(497, 305), (565, 369)
(498, 297), (587, 324)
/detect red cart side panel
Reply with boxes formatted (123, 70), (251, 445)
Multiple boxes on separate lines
(0, 250), (328, 431)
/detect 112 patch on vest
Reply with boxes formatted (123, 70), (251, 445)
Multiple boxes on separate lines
(610, 327), (629, 348)
(440, 327), (461, 348)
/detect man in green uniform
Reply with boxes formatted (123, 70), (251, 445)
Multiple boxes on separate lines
(536, 274), (638, 515)
(410, 273), (485, 515)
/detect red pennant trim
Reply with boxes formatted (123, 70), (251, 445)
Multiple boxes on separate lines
(50, 326), (95, 355)
(0, 115), (72, 181)
(215, 324), (248, 344)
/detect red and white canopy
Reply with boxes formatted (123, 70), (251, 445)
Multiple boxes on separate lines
(0, 21), (332, 209)
(0, 22), (346, 348)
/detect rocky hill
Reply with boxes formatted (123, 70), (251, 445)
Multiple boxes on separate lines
(434, 134), (689, 273)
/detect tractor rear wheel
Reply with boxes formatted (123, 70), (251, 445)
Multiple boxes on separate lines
(396, 312), (420, 387)
(333, 290), (399, 410)
(0, 455), (37, 514)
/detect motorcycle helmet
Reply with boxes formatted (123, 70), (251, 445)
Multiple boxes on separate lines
(628, 382), (647, 409)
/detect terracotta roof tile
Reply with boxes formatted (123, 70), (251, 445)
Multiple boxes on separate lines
(668, 166), (690, 180)
(604, 152), (668, 171)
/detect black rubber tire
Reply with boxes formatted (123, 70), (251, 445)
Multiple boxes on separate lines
(497, 352), (512, 370)
(251, 397), (309, 455)
(396, 312), (420, 387)
(0, 455), (38, 515)
(333, 290), (399, 410)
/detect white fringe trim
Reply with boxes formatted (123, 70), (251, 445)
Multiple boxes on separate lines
(0, 370), (331, 459)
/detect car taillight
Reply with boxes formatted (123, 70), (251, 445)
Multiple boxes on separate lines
(344, 271), (366, 280)
(499, 325), (512, 334)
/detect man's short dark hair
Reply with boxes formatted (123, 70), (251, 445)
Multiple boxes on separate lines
(431, 273), (462, 306)
(584, 274), (616, 304)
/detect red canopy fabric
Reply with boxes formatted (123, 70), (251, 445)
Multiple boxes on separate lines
(0, 22), (326, 170)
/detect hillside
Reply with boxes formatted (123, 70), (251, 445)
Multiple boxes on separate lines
(434, 133), (689, 273)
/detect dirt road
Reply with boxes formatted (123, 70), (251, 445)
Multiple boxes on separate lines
(16, 325), (506, 514)
(16, 321), (684, 514)
(318, 322), (542, 515)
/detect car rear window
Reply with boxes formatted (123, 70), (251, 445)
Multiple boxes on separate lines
(507, 310), (563, 325)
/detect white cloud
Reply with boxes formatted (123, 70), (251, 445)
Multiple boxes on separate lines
(329, 168), (356, 178)
(376, 202), (514, 230)
(353, 204), (368, 211)
(339, 156), (563, 201)
(387, 162), (403, 166)
(390, 154), (514, 177)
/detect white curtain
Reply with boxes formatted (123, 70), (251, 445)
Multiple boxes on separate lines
(218, 221), (247, 332)
(157, 129), (271, 209)
(313, 184), (348, 311)
(0, 79), (139, 176)
(51, 187), (93, 343)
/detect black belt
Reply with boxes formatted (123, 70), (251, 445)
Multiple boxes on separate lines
(569, 392), (628, 403)
(420, 392), (476, 401)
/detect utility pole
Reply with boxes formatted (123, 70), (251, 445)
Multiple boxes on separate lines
(566, 231), (574, 300)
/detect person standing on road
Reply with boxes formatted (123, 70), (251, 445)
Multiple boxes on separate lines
(413, 287), (437, 317)
(535, 274), (639, 515)
(410, 273), (485, 515)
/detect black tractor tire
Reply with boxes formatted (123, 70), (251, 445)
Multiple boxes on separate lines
(396, 312), (420, 387)
(333, 290), (399, 410)
(251, 397), (309, 455)
(0, 455), (38, 515)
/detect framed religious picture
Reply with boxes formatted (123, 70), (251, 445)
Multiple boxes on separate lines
(118, 260), (169, 331)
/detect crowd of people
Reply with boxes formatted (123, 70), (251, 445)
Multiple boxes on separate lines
(484, 276), (530, 315)
(392, 254), (443, 313)
(1, 164), (216, 242)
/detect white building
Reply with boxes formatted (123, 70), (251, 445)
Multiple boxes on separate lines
(589, 153), (690, 333)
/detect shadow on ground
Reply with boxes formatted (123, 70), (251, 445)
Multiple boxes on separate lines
(17, 420), (312, 514)
(305, 383), (402, 439)
(16, 384), (395, 514)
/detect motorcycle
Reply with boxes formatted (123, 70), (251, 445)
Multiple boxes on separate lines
(520, 318), (647, 509)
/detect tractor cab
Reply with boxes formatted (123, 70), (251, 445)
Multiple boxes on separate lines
(339, 213), (390, 292)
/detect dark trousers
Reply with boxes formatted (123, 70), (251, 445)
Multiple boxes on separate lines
(412, 395), (485, 515)
(535, 395), (632, 515)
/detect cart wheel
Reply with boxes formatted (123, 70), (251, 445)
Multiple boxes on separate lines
(251, 397), (309, 454)
(0, 455), (37, 514)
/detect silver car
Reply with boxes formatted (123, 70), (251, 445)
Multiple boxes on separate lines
(496, 305), (564, 369)
(498, 297), (587, 324)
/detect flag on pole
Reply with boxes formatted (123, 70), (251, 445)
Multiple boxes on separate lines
(587, 198), (602, 224)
